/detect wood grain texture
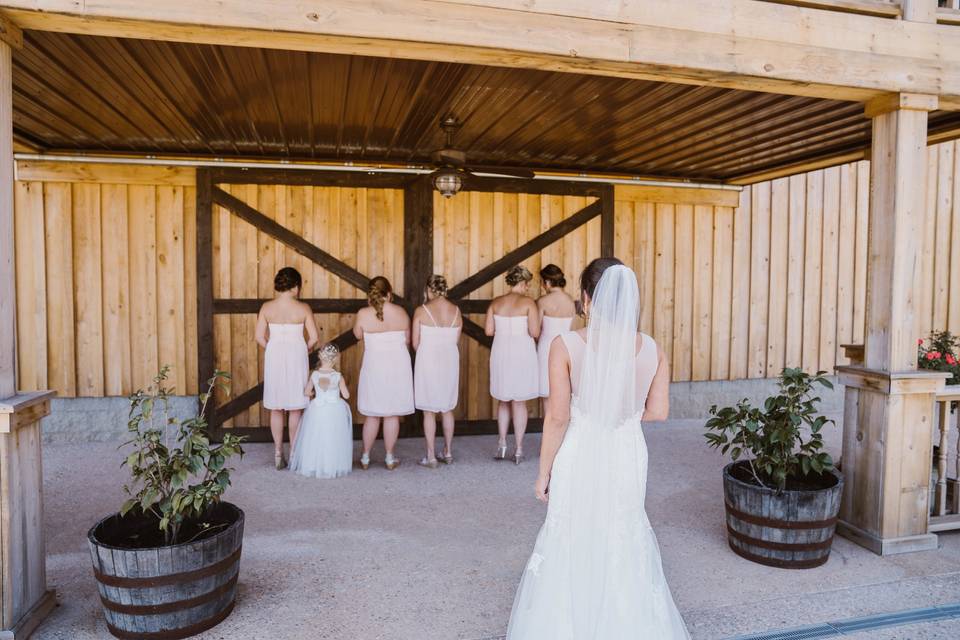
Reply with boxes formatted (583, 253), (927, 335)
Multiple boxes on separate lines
(13, 141), (960, 409)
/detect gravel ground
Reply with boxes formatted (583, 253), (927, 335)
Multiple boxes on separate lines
(32, 419), (960, 639)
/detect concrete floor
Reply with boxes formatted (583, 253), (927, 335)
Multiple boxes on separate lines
(32, 419), (960, 640)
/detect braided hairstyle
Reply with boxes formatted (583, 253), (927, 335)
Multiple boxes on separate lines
(539, 263), (566, 289)
(425, 274), (448, 298)
(274, 267), (302, 293)
(367, 276), (392, 321)
(318, 342), (340, 366)
(505, 265), (533, 288)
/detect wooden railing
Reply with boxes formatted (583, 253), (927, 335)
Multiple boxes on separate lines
(931, 386), (960, 532)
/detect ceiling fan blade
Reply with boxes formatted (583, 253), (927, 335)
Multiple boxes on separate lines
(467, 165), (536, 179)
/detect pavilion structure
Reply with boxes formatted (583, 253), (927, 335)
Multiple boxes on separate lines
(1, 0), (960, 636)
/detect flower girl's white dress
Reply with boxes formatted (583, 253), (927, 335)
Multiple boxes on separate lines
(289, 370), (353, 479)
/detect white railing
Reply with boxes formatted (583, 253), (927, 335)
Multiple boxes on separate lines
(930, 386), (960, 532)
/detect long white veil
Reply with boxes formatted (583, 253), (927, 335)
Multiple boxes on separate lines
(573, 264), (641, 426)
(568, 264), (644, 635)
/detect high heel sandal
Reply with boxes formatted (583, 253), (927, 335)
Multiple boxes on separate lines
(494, 443), (508, 460)
(418, 456), (439, 469)
(440, 449), (454, 464)
(359, 452), (370, 470)
(385, 453), (401, 471)
(275, 452), (287, 470)
(514, 450), (525, 465)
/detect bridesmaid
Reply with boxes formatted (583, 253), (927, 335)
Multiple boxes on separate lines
(486, 265), (540, 464)
(412, 274), (462, 468)
(536, 264), (576, 401)
(353, 276), (414, 470)
(255, 267), (320, 470)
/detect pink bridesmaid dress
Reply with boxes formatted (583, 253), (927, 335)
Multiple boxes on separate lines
(490, 315), (539, 402)
(414, 308), (461, 413)
(358, 330), (415, 417)
(537, 315), (574, 397)
(262, 322), (310, 410)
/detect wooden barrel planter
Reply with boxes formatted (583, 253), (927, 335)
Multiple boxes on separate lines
(723, 462), (842, 569)
(87, 502), (244, 639)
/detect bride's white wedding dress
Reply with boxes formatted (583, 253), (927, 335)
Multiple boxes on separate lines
(507, 266), (690, 640)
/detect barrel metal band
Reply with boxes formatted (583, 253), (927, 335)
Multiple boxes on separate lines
(726, 524), (834, 552)
(99, 572), (238, 615)
(105, 599), (236, 640)
(93, 546), (242, 588)
(725, 502), (838, 530)
(727, 540), (830, 569)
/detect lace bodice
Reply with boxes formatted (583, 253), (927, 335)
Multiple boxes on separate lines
(311, 370), (343, 404)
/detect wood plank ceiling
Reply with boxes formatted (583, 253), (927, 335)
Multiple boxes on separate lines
(11, 30), (960, 183)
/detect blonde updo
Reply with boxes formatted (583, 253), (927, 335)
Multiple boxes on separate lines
(426, 274), (448, 298)
(505, 265), (533, 287)
(367, 276), (392, 321)
(318, 342), (340, 363)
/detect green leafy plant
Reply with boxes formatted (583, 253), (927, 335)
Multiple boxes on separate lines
(120, 366), (245, 546)
(918, 330), (960, 386)
(704, 368), (835, 492)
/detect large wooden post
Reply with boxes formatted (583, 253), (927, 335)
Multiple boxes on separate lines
(0, 13), (57, 638)
(835, 92), (947, 555)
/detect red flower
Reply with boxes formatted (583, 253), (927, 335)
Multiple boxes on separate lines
(947, 354), (957, 366)
(919, 338), (925, 345)
(926, 352), (939, 360)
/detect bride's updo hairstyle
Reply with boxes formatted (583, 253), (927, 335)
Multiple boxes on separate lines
(367, 276), (393, 321)
(579, 257), (625, 302)
(425, 274), (448, 298)
(274, 267), (302, 293)
(505, 265), (533, 287)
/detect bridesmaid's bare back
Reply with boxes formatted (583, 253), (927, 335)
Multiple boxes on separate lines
(490, 292), (537, 317)
(537, 289), (576, 318)
(419, 296), (461, 327)
(356, 301), (410, 334)
(259, 297), (313, 324)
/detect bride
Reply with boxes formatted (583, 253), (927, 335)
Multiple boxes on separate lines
(507, 258), (690, 639)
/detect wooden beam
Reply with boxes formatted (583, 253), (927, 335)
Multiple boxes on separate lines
(454, 299), (492, 315)
(195, 169), (215, 413)
(0, 38), (13, 399)
(461, 174), (605, 197)
(213, 187), (397, 301)
(0, 11), (22, 49)
(208, 166), (412, 188)
(4, 0), (960, 103)
(614, 184), (742, 206)
(599, 184), (615, 256)
(403, 176), (433, 311)
(864, 92), (940, 119)
(447, 199), (602, 300)
(759, 0), (901, 17)
(15, 160), (195, 185)
(939, 8), (960, 26)
(213, 298), (366, 315)
(727, 150), (868, 185)
(460, 317), (492, 349)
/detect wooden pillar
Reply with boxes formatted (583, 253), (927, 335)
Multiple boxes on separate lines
(401, 176), (434, 436)
(0, 13), (57, 638)
(835, 92), (946, 555)
(902, 0), (937, 23)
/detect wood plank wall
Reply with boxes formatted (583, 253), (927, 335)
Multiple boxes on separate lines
(12, 140), (960, 424)
(433, 191), (597, 420)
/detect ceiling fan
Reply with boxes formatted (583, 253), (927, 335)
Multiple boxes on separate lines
(428, 116), (535, 197)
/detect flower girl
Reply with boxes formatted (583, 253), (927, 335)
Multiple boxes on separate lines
(289, 343), (354, 479)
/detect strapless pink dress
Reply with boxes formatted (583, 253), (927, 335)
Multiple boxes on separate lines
(262, 322), (309, 411)
(537, 315), (574, 397)
(490, 315), (539, 402)
(414, 308), (461, 413)
(358, 330), (415, 417)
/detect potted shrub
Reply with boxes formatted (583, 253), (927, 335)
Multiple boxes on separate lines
(918, 330), (960, 389)
(88, 367), (246, 639)
(704, 368), (843, 569)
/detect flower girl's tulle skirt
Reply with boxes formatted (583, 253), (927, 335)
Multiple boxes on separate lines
(289, 398), (353, 479)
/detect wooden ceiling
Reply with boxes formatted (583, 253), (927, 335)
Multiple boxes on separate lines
(11, 30), (960, 183)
